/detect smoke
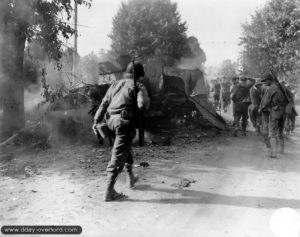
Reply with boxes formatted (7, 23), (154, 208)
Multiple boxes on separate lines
(24, 87), (43, 112)
(176, 55), (205, 71)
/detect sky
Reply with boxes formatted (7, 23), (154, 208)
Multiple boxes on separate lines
(75, 0), (269, 66)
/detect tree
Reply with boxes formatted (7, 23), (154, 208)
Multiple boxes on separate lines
(219, 59), (238, 77)
(239, 0), (300, 79)
(110, 0), (190, 65)
(79, 52), (101, 84)
(0, 0), (90, 139)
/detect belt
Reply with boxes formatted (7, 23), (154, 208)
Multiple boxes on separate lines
(106, 110), (134, 120)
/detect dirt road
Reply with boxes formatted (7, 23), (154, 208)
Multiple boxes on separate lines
(1, 114), (300, 237)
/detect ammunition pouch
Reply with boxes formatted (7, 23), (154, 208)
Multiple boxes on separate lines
(285, 102), (293, 115)
(120, 110), (134, 120)
(106, 110), (134, 121)
(270, 105), (285, 119)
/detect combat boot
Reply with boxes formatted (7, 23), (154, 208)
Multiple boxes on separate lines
(241, 128), (246, 136)
(269, 137), (277, 158)
(125, 165), (139, 189)
(104, 171), (126, 201)
(278, 137), (284, 154)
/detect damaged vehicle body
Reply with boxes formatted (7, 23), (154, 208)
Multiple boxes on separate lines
(44, 57), (226, 145)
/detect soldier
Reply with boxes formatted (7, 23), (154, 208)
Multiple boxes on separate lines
(259, 80), (271, 148)
(231, 77), (255, 136)
(220, 77), (231, 112)
(211, 78), (221, 110)
(281, 82), (297, 135)
(259, 73), (288, 158)
(93, 61), (150, 201)
(249, 79), (263, 133)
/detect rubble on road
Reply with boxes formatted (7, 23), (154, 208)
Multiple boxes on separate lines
(171, 178), (196, 188)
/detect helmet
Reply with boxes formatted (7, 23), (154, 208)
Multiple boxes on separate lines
(255, 78), (264, 85)
(261, 73), (273, 82)
(126, 61), (145, 78)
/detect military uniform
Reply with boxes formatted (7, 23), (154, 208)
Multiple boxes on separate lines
(94, 62), (149, 201)
(220, 80), (231, 112)
(231, 78), (255, 136)
(283, 86), (297, 134)
(249, 84), (262, 131)
(259, 85), (271, 147)
(212, 80), (221, 110)
(260, 83), (288, 157)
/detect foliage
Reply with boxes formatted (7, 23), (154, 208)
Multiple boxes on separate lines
(110, 0), (190, 65)
(1, 0), (90, 66)
(239, 0), (300, 80)
(0, 0), (91, 137)
(219, 59), (238, 77)
(78, 52), (101, 84)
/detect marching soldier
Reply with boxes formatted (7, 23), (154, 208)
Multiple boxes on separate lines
(249, 79), (263, 133)
(211, 78), (221, 110)
(93, 61), (150, 201)
(220, 77), (231, 113)
(281, 82), (298, 135)
(260, 80), (271, 148)
(231, 77), (255, 136)
(259, 73), (288, 158)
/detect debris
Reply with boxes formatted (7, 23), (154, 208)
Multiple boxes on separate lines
(88, 195), (92, 198)
(31, 190), (38, 193)
(151, 135), (172, 146)
(171, 178), (196, 188)
(24, 166), (37, 177)
(139, 162), (150, 168)
(0, 153), (14, 162)
(257, 200), (264, 208)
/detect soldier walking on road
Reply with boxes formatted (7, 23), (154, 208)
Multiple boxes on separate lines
(259, 81), (271, 148)
(231, 77), (255, 136)
(259, 73), (289, 158)
(93, 61), (150, 201)
(220, 77), (231, 113)
(249, 79), (263, 133)
(211, 78), (221, 110)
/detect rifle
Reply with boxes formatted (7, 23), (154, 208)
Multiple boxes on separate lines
(269, 68), (290, 103)
(270, 68), (297, 116)
(132, 59), (145, 147)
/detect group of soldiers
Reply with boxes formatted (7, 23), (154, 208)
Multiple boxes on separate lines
(230, 73), (297, 158)
(211, 77), (231, 112)
(92, 60), (297, 202)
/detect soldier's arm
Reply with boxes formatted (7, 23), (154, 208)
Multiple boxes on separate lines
(285, 86), (295, 105)
(93, 84), (113, 124)
(259, 87), (272, 112)
(137, 83), (150, 111)
(230, 85), (238, 102)
(249, 88), (257, 106)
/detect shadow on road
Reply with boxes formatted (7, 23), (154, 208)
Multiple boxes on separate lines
(128, 185), (300, 209)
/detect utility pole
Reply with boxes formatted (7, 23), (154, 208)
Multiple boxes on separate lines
(72, 0), (78, 78)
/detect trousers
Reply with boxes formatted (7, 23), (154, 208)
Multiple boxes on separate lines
(233, 102), (250, 131)
(106, 115), (136, 174)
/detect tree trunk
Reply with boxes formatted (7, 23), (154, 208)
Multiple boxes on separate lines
(0, 25), (26, 140)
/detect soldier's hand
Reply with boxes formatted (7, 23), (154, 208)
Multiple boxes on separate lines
(258, 108), (262, 115)
(92, 123), (99, 135)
